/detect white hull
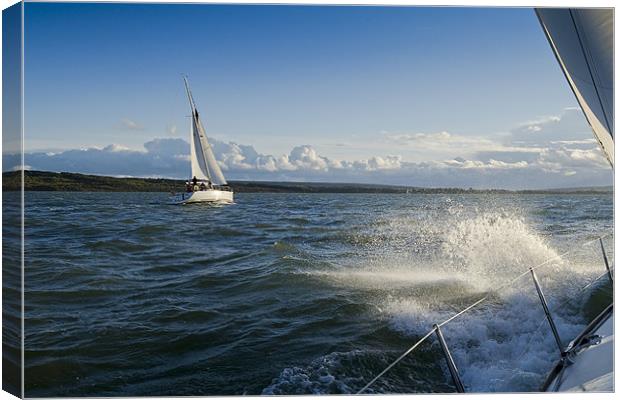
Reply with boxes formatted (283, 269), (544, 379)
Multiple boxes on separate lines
(543, 305), (613, 392)
(172, 189), (234, 204)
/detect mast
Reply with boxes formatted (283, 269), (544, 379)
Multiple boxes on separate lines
(183, 75), (212, 181)
(182, 76), (228, 185)
(183, 75), (196, 114)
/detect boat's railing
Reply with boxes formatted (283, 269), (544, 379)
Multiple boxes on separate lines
(357, 233), (614, 394)
(175, 184), (233, 194)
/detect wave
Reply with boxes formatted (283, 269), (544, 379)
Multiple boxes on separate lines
(289, 207), (608, 393)
(19, 192), (612, 396)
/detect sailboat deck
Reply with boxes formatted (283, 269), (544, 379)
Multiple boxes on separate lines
(544, 305), (614, 392)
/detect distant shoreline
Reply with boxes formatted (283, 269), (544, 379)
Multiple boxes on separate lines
(2, 170), (613, 194)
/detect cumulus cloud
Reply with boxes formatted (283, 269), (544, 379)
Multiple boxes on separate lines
(103, 144), (134, 152)
(143, 138), (187, 156)
(347, 155), (402, 171)
(481, 108), (609, 177)
(288, 146), (329, 171)
(2, 108), (611, 189)
(2, 133), (610, 189)
(536, 146), (610, 173)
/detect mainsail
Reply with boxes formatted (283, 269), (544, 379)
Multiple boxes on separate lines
(183, 76), (228, 185)
(536, 8), (614, 167)
(189, 116), (210, 181)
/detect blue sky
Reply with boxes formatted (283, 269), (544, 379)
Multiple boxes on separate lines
(13, 2), (612, 188)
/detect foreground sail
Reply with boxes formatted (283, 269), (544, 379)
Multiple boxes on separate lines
(172, 77), (234, 204)
(536, 8), (614, 167)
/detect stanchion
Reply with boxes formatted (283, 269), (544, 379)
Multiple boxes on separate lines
(433, 324), (465, 393)
(530, 267), (564, 356)
(599, 238), (613, 284)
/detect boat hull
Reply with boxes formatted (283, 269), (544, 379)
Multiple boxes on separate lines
(172, 190), (234, 204)
(542, 304), (613, 392)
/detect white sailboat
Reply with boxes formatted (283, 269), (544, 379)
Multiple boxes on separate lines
(172, 76), (234, 205)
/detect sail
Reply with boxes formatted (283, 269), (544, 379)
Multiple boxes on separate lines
(190, 117), (210, 181)
(194, 112), (228, 185)
(536, 8), (614, 167)
(183, 76), (228, 185)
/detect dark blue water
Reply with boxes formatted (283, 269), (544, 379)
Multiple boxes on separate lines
(8, 192), (613, 396)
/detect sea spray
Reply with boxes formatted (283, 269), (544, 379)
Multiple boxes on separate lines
(291, 198), (610, 393)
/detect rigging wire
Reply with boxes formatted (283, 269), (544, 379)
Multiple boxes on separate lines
(356, 328), (437, 394)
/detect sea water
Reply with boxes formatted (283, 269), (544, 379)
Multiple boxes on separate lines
(4, 191), (613, 395)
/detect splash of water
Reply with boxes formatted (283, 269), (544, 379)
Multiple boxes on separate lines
(441, 212), (562, 288)
(299, 205), (603, 393)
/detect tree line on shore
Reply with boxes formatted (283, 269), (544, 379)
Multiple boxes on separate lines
(1, 170), (612, 194)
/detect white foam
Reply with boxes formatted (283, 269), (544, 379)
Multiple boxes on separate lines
(373, 210), (602, 392)
(282, 206), (607, 393)
(262, 350), (366, 395)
